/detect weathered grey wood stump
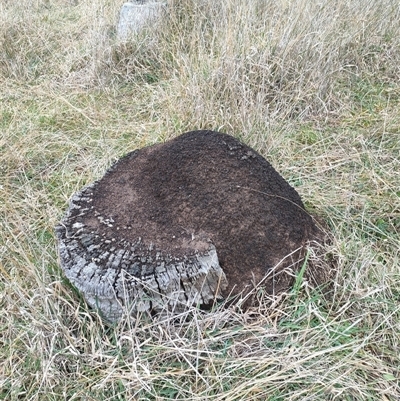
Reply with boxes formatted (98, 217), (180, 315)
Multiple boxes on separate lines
(56, 130), (325, 321)
(117, 1), (166, 41)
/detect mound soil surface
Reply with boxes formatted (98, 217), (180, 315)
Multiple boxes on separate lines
(56, 130), (326, 320)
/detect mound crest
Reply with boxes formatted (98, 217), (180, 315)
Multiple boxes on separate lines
(56, 130), (326, 321)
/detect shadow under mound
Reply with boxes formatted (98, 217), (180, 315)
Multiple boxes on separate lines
(56, 130), (331, 321)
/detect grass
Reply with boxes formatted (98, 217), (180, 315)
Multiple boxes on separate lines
(1, 0), (399, 399)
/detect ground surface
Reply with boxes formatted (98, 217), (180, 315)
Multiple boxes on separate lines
(1, 1), (400, 400)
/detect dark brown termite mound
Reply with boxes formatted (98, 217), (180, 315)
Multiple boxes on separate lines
(56, 130), (328, 321)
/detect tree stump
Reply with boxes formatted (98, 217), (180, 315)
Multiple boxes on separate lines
(56, 130), (325, 321)
(116, 1), (166, 41)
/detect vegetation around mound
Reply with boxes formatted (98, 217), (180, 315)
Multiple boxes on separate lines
(1, 0), (399, 399)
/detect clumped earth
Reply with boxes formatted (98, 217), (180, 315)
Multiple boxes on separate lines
(56, 130), (327, 320)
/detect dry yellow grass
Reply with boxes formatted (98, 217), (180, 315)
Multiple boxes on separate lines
(1, 0), (399, 400)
